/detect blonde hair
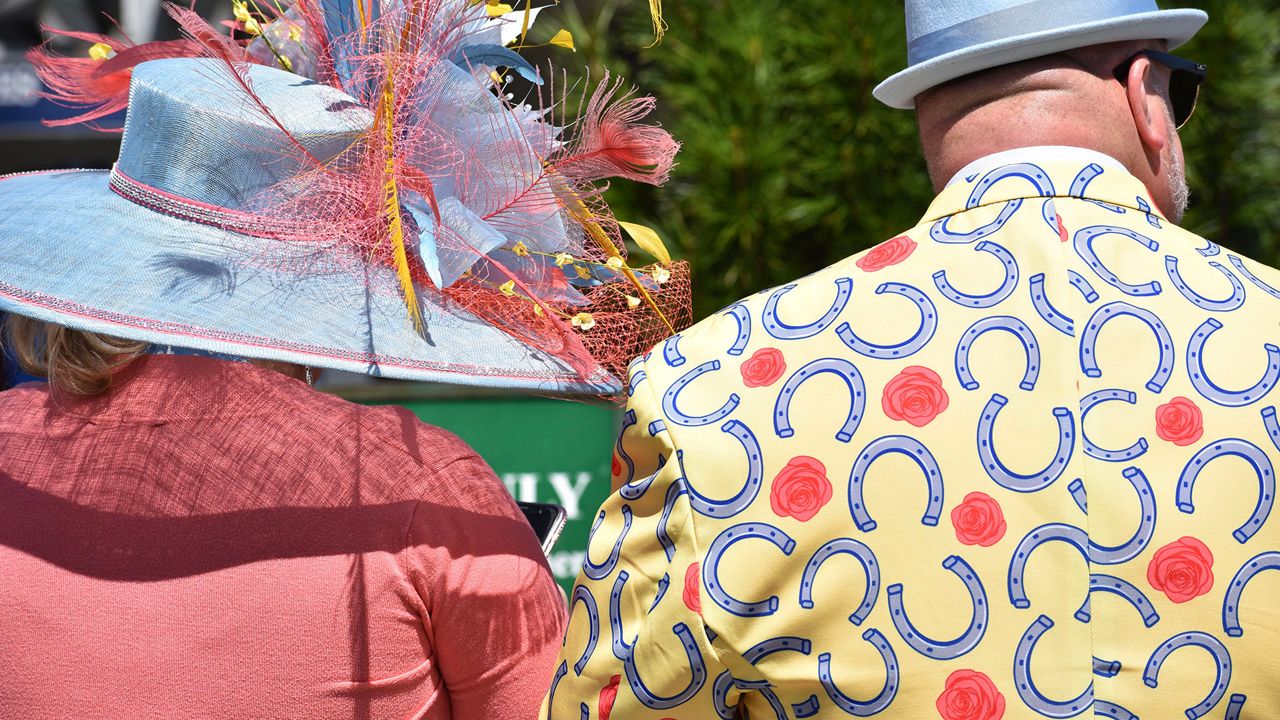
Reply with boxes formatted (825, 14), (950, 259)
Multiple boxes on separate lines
(2, 315), (147, 396)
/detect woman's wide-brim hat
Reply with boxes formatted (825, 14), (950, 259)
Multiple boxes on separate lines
(874, 0), (1209, 109)
(2, 3), (689, 397)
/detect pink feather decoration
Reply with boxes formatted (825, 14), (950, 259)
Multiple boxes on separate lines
(552, 73), (679, 186)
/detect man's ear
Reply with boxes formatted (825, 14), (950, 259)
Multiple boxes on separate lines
(1125, 56), (1172, 160)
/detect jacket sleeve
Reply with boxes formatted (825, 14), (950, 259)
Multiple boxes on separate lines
(544, 355), (735, 719)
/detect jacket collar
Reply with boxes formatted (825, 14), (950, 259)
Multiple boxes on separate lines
(921, 155), (1167, 225)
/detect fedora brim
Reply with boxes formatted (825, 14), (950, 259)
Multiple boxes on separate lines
(0, 170), (621, 395)
(874, 9), (1209, 109)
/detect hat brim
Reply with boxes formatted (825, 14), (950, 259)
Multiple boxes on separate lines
(0, 170), (621, 395)
(874, 9), (1209, 110)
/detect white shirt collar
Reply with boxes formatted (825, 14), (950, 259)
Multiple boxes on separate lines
(945, 146), (1127, 188)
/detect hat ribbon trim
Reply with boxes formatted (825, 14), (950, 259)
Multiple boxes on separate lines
(108, 165), (310, 239)
(909, 0), (1158, 66)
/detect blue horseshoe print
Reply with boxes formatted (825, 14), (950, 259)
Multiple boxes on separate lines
(1136, 196), (1163, 229)
(748, 637), (819, 718)
(583, 505), (632, 581)
(662, 360), (741, 427)
(887, 554), (988, 660)
(627, 356), (647, 397)
(1176, 438), (1275, 544)
(774, 358), (866, 443)
(658, 471), (688, 561)
(932, 241), (1020, 308)
(1014, 615), (1094, 718)
(1079, 302), (1175, 393)
(1265, 406), (1280, 452)
(931, 163), (1056, 243)
(1164, 255), (1247, 312)
(614, 409), (639, 488)
(663, 334), (686, 367)
(1226, 694), (1247, 720)
(1186, 318), (1280, 407)
(1094, 701), (1138, 720)
(1087, 467), (1156, 565)
(1080, 574), (1160, 628)
(818, 629), (900, 716)
(1229, 254), (1280, 300)
(1069, 163), (1128, 215)
(1008, 523), (1088, 609)
(848, 435), (945, 531)
(623, 622), (708, 711)
(1222, 551), (1280, 637)
(762, 278), (853, 340)
(1093, 657), (1121, 679)
(712, 638), (818, 720)
(1073, 225), (1163, 297)
(683, 420), (765, 519)
(1068, 270), (1100, 303)
(609, 570), (711, 709)
(1143, 632), (1232, 720)
(722, 303), (752, 356)
(1080, 389), (1148, 463)
(977, 394), (1075, 493)
(836, 283), (939, 360)
(955, 316), (1042, 391)
(1197, 238), (1222, 257)
(1068, 478), (1088, 513)
(704, 522), (797, 617)
(1029, 273), (1075, 337)
(798, 537), (880, 626)
(567, 585), (600, 674)
(649, 573), (670, 612)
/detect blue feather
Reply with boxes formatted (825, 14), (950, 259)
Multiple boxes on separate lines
(451, 44), (543, 85)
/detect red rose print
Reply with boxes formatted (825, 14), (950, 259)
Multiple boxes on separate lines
(936, 669), (1006, 720)
(1148, 536), (1215, 604)
(599, 675), (621, 720)
(1056, 213), (1068, 243)
(857, 235), (917, 272)
(611, 455), (622, 477)
(951, 492), (1008, 547)
(1155, 397), (1204, 447)
(770, 456), (834, 522)
(683, 562), (702, 614)
(741, 347), (787, 388)
(882, 366), (950, 427)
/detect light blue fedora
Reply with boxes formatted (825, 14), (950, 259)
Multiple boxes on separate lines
(0, 58), (620, 395)
(874, 0), (1208, 109)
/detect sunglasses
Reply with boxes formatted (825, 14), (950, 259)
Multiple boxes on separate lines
(1112, 50), (1207, 129)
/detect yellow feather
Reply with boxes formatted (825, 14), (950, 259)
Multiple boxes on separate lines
(380, 72), (425, 335)
(648, 0), (666, 45)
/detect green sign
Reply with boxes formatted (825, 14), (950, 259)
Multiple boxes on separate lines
(356, 389), (620, 591)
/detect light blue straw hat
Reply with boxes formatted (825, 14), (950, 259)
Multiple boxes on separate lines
(0, 59), (620, 395)
(875, 0), (1208, 109)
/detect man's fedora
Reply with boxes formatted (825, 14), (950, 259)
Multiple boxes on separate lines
(875, 0), (1208, 109)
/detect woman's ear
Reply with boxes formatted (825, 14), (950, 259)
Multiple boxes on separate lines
(1125, 55), (1173, 160)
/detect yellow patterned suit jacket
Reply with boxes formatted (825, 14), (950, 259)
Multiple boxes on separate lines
(546, 160), (1280, 720)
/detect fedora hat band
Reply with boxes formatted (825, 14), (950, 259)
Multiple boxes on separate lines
(908, 0), (1159, 65)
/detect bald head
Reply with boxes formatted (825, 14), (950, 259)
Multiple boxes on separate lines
(915, 40), (1190, 222)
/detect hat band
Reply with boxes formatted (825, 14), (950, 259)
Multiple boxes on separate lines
(109, 166), (310, 239)
(908, 0), (1159, 66)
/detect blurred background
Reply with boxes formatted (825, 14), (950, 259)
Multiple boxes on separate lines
(2, 0), (1278, 589)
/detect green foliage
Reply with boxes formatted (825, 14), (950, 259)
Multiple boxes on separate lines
(554, 0), (1280, 318)
(1169, 0), (1280, 262)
